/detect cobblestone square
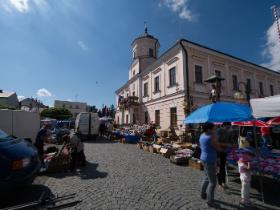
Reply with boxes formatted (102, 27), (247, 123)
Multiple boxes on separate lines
(2, 139), (280, 210)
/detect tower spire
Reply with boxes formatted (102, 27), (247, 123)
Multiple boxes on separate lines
(144, 21), (148, 34)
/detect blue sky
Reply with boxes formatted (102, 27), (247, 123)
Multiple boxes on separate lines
(0, 0), (279, 108)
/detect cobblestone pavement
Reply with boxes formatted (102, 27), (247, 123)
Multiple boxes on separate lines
(2, 139), (280, 210)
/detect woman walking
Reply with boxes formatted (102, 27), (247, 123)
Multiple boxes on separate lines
(199, 123), (227, 208)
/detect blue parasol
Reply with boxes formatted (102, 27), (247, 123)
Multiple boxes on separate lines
(184, 102), (253, 124)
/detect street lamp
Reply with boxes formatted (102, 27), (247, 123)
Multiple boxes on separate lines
(205, 74), (225, 102)
(234, 81), (251, 104)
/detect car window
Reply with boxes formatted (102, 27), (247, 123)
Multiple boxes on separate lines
(0, 129), (8, 139)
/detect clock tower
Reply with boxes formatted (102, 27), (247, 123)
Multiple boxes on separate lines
(129, 23), (160, 79)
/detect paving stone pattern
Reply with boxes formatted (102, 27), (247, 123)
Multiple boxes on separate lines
(3, 139), (279, 210)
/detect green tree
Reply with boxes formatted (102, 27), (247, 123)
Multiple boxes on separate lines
(40, 108), (72, 120)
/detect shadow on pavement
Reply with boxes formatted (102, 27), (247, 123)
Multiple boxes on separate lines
(229, 172), (280, 209)
(0, 184), (53, 209)
(47, 162), (108, 180)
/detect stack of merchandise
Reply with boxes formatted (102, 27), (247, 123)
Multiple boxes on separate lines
(227, 146), (280, 180)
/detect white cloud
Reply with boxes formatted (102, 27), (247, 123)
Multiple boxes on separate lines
(77, 40), (89, 51)
(159, 0), (197, 22)
(37, 88), (52, 97)
(18, 95), (25, 101)
(262, 21), (280, 72)
(1, 0), (48, 13)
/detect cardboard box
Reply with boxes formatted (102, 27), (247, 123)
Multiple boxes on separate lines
(160, 148), (174, 158)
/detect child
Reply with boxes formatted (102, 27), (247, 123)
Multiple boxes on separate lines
(238, 153), (253, 205)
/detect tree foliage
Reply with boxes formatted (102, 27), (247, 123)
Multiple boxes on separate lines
(41, 108), (72, 120)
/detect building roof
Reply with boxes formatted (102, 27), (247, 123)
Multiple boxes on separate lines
(116, 38), (280, 94)
(0, 92), (16, 98)
(131, 25), (158, 46)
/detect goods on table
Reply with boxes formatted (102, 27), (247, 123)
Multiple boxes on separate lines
(43, 144), (70, 173)
(227, 147), (280, 180)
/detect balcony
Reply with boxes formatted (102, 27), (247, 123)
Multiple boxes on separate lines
(118, 96), (139, 110)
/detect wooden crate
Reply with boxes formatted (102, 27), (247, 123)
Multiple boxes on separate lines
(137, 142), (143, 149)
(143, 145), (150, 152)
(149, 146), (156, 153)
(189, 159), (204, 170)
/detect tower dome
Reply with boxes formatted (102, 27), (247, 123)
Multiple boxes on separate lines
(131, 23), (160, 61)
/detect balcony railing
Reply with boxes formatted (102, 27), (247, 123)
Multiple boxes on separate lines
(118, 96), (139, 110)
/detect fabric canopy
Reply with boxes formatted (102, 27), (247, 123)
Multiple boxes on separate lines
(184, 102), (253, 124)
(266, 116), (280, 126)
(250, 95), (280, 118)
(232, 120), (267, 127)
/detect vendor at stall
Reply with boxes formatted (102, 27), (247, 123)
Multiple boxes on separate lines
(35, 123), (52, 161)
(216, 122), (232, 190)
(69, 132), (86, 171)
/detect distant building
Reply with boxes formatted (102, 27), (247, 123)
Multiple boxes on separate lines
(20, 98), (48, 112)
(54, 100), (88, 118)
(0, 90), (19, 108)
(115, 27), (280, 129)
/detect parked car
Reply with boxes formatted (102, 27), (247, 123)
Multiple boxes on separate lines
(75, 112), (100, 139)
(0, 129), (40, 190)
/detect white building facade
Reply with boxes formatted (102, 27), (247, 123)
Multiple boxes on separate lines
(54, 100), (88, 118)
(115, 28), (280, 130)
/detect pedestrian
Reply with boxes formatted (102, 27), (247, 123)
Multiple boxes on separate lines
(99, 123), (106, 137)
(260, 126), (272, 148)
(238, 152), (254, 206)
(35, 123), (51, 162)
(199, 122), (227, 208)
(216, 122), (232, 190)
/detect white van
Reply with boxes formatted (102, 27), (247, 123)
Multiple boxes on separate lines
(75, 112), (100, 139)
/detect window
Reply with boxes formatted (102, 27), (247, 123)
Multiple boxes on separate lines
(169, 67), (176, 87)
(195, 65), (203, 84)
(232, 75), (238, 91)
(132, 113), (136, 124)
(76, 105), (79, 109)
(170, 107), (177, 128)
(154, 76), (160, 92)
(246, 78), (251, 92)
(143, 82), (148, 97)
(155, 110), (160, 126)
(133, 51), (136, 58)
(149, 48), (153, 57)
(132, 91), (135, 96)
(215, 70), (221, 77)
(270, 85), (274, 96)
(259, 82), (264, 96)
(144, 111), (149, 124)
(126, 114), (129, 124)
(133, 70), (135, 76)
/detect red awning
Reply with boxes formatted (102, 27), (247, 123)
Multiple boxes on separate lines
(267, 117), (280, 126)
(232, 120), (267, 127)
